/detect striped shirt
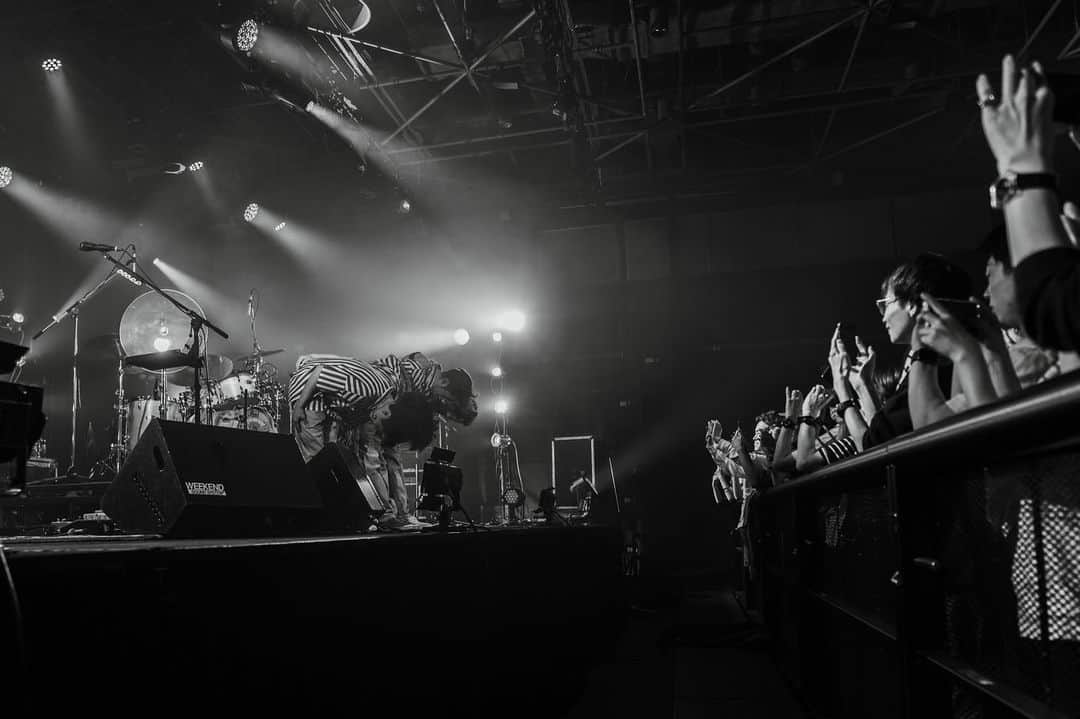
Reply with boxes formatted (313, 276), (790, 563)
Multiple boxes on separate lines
(287, 353), (442, 416)
(815, 436), (859, 466)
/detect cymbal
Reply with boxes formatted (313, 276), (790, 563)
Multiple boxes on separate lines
(171, 353), (234, 384)
(77, 334), (123, 362)
(124, 350), (199, 372)
(234, 347), (285, 364)
(119, 290), (207, 374)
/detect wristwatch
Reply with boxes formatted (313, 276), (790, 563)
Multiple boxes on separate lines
(989, 171), (1057, 209)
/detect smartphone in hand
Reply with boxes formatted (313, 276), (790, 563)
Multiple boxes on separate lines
(924, 298), (987, 340)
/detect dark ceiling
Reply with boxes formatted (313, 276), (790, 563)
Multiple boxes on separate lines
(2, 0), (1078, 213)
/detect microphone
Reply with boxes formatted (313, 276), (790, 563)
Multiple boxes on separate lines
(79, 242), (121, 253)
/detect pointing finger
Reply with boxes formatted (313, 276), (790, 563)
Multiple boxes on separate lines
(1001, 54), (1016, 107)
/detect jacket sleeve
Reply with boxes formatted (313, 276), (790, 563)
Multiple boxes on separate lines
(1014, 247), (1080, 352)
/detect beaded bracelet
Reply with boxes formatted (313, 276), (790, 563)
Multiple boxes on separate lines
(836, 398), (860, 414)
(796, 415), (819, 428)
(779, 417), (796, 430)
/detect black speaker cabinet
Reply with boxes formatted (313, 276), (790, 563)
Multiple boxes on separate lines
(103, 419), (324, 537)
(307, 442), (390, 529)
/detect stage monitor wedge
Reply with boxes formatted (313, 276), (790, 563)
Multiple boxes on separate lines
(103, 420), (324, 537)
(307, 442), (390, 530)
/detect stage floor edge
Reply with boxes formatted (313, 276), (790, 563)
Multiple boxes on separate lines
(0, 524), (627, 715)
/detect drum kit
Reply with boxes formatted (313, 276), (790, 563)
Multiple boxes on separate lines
(87, 289), (289, 476)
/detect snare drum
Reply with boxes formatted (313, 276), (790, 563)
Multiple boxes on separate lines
(216, 372), (258, 409)
(211, 407), (275, 433)
(127, 397), (184, 451)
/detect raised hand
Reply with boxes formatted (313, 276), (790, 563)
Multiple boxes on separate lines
(784, 386), (802, 419)
(827, 324), (850, 381)
(851, 335), (876, 389)
(916, 294), (980, 362)
(976, 55), (1055, 176)
(802, 384), (831, 418)
(731, 426), (745, 453)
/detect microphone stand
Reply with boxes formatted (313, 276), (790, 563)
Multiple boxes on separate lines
(99, 252), (228, 425)
(32, 265), (125, 477)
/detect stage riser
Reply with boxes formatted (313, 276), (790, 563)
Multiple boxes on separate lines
(1, 526), (625, 714)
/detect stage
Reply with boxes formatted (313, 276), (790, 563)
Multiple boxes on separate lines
(0, 523), (626, 715)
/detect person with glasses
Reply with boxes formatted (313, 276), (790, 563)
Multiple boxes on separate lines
(832, 253), (972, 450)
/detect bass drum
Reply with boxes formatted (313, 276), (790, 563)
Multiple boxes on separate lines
(211, 407), (275, 433)
(127, 397), (184, 452)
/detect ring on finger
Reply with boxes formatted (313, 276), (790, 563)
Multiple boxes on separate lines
(978, 93), (998, 109)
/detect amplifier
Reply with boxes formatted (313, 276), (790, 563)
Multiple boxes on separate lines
(102, 420), (324, 537)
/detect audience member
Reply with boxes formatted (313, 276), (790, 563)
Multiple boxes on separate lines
(978, 55), (1080, 350)
(853, 254), (971, 448)
(980, 225), (1080, 384)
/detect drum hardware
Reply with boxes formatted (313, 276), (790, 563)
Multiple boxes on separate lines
(234, 347), (285, 365)
(114, 265), (229, 427)
(31, 246), (137, 476)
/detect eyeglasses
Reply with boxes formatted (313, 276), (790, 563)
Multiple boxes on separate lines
(875, 296), (900, 316)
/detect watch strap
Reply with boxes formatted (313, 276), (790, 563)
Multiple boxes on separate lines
(990, 171), (1058, 209)
(908, 347), (940, 365)
(1013, 172), (1057, 191)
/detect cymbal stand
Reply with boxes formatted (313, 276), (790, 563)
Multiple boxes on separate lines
(248, 288), (263, 375)
(32, 262), (125, 476)
(109, 355), (128, 475)
(157, 369), (168, 420)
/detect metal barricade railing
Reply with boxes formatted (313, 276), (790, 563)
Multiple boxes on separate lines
(753, 374), (1080, 719)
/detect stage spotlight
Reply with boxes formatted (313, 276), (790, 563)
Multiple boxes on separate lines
(501, 484), (525, 507)
(648, 3), (668, 37)
(153, 337), (171, 352)
(492, 331), (503, 343)
(243, 202), (260, 222)
(498, 310), (526, 332)
(342, 0), (373, 32)
(11, 313), (24, 325)
(453, 328), (470, 346)
(42, 58), (62, 72)
(234, 19), (260, 53)
(152, 257), (161, 266)
(490, 432), (512, 449)
(0, 166), (12, 189)
(491, 366), (503, 378)
(188, 161), (204, 172)
(275, 221), (287, 232)
(397, 197), (411, 214)
(494, 399), (509, 415)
